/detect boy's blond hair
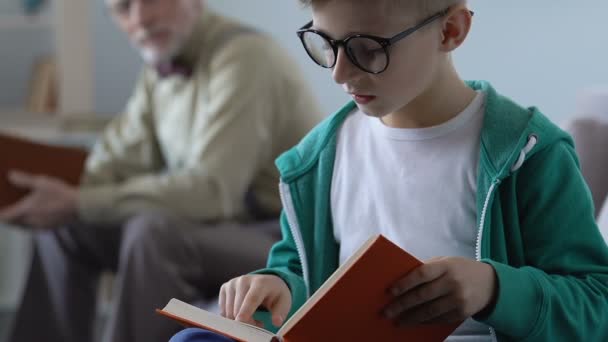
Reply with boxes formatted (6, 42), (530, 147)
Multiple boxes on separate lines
(298, 0), (466, 18)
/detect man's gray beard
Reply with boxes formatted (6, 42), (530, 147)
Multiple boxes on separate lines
(135, 35), (183, 66)
(140, 48), (170, 65)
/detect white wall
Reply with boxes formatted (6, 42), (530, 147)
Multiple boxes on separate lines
(91, 0), (140, 116)
(0, 27), (53, 108)
(456, 0), (608, 121)
(0, 0), (22, 14)
(209, 0), (608, 121)
(55, 0), (95, 115)
(0, 3), (53, 109)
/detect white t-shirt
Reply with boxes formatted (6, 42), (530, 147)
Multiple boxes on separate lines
(331, 91), (492, 340)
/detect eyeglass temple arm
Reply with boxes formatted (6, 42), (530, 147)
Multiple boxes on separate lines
(389, 8), (475, 44)
(298, 20), (314, 32)
(297, 9), (473, 37)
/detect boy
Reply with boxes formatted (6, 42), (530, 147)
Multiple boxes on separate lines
(172, 0), (608, 341)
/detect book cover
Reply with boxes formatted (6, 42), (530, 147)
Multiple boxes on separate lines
(158, 235), (460, 342)
(0, 133), (87, 208)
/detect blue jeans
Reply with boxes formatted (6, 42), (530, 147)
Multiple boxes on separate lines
(169, 328), (236, 342)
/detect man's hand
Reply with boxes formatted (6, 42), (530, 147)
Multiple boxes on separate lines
(384, 257), (497, 326)
(0, 170), (79, 229)
(219, 274), (292, 328)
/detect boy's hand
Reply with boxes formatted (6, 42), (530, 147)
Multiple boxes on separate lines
(219, 274), (292, 328)
(384, 257), (497, 326)
(0, 170), (78, 229)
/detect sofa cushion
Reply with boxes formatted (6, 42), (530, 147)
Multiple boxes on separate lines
(598, 199), (608, 245)
(564, 118), (608, 217)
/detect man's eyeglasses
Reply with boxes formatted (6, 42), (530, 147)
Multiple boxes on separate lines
(296, 8), (473, 74)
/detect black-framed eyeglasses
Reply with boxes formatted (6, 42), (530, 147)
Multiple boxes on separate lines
(297, 8), (473, 74)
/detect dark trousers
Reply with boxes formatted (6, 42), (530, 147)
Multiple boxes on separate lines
(8, 212), (279, 342)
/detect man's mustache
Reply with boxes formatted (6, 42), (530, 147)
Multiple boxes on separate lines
(133, 27), (168, 44)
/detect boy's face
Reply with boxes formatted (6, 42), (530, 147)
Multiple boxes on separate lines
(311, 0), (446, 118)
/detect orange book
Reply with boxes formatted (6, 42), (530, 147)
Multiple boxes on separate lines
(0, 133), (87, 208)
(157, 235), (460, 342)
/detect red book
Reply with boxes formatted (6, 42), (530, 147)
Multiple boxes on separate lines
(0, 133), (87, 208)
(158, 235), (460, 342)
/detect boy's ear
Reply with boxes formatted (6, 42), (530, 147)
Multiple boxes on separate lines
(439, 6), (473, 52)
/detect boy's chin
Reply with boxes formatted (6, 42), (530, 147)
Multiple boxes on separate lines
(357, 104), (389, 119)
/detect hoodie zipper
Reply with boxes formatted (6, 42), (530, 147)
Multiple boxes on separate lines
(278, 181), (311, 298)
(476, 178), (500, 342)
(476, 135), (538, 342)
(475, 179), (500, 261)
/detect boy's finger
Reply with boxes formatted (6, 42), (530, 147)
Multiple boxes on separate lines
(235, 285), (266, 323)
(270, 297), (290, 328)
(397, 295), (458, 326)
(425, 256), (446, 263)
(390, 262), (447, 297)
(233, 281), (250, 321)
(384, 274), (451, 318)
(218, 284), (227, 317)
(224, 283), (236, 320)
(420, 309), (463, 325)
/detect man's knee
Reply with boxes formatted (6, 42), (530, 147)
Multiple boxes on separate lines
(33, 226), (87, 262)
(169, 328), (235, 342)
(120, 212), (178, 258)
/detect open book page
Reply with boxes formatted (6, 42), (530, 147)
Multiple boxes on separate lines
(158, 299), (277, 342)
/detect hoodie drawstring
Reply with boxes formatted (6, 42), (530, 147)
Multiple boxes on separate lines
(510, 135), (538, 172)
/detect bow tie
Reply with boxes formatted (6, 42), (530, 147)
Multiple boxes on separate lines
(155, 59), (193, 79)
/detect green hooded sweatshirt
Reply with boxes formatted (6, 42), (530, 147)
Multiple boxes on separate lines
(254, 81), (608, 341)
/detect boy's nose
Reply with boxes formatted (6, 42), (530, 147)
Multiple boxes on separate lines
(332, 48), (360, 85)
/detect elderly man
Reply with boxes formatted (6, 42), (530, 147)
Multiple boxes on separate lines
(2, 1), (321, 342)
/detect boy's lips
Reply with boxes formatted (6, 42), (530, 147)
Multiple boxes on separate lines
(351, 94), (377, 105)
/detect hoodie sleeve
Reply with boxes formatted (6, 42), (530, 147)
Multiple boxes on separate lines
(480, 140), (608, 341)
(251, 211), (308, 331)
